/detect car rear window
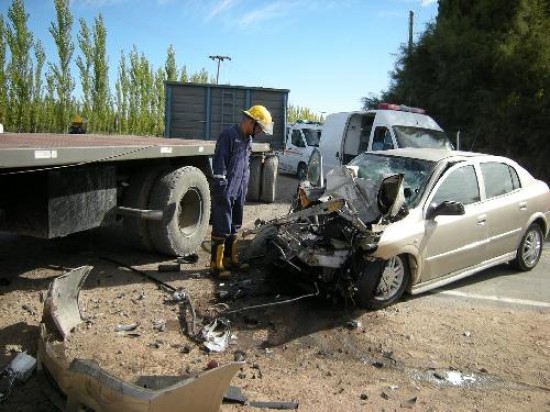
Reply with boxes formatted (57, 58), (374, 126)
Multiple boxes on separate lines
(481, 162), (521, 199)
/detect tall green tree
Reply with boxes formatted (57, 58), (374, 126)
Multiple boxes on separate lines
(6, 0), (33, 131)
(91, 14), (110, 132)
(49, 0), (75, 132)
(30, 39), (45, 132)
(0, 15), (7, 126)
(114, 50), (129, 134)
(165, 44), (177, 81)
(379, 0), (550, 181)
(76, 17), (92, 121)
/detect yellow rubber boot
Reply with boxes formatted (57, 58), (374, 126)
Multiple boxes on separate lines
(210, 236), (231, 279)
(224, 234), (250, 272)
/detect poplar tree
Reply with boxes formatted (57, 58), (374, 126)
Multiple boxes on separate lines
(165, 44), (177, 81)
(114, 51), (129, 134)
(49, 0), (75, 132)
(0, 16), (7, 126)
(91, 14), (109, 132)
(30, 40), (45, 132)
(76, 18), (92, 121)
(6, 0), (33, 131)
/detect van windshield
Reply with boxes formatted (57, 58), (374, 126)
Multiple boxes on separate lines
(393, 126), (453, 149)
(303, 129), (321, 147)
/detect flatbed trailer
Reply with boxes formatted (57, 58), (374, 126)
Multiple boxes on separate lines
(0, 132), (272, 257)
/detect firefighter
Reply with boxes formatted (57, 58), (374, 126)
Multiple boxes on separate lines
(210, 105), (274, 278)
(69, 114), (86, 134)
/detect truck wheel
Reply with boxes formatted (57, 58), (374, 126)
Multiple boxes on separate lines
(247, 156), (262, 202)
(123, 167), (167, 251)
(260, 155), (278, 203)
(148, 166), (211, 256)
(297, 163), (307, 181)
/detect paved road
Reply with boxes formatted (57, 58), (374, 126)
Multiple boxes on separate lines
(431, 238), (550, 309)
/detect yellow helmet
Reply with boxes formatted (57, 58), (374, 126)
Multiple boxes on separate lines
(242, 105), (274, 135)
(73, 114), (83, 124)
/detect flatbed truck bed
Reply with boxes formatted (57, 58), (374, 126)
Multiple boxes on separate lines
(0, 132), (274, 257)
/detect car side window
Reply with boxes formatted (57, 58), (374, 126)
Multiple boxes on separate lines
(291, 130), (305, 147)
(432, 165), (480, 206)
(481, 162), (521, 199)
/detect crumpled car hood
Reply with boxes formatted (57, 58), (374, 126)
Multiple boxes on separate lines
(323, 165), (406, 224)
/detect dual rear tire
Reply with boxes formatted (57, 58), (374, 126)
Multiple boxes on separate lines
(123, 166), (211, 257)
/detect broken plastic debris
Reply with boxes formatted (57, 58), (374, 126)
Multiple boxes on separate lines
(0, 351), (37, 402)
(115, 322), (140, 332)
(172, 290), (187, 302)
(199, 318), (231, 353)
(177, 253), (199, 264)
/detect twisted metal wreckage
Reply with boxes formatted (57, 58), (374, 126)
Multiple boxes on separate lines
(243, 163), (407, 309)
(33, 266), (298, 411)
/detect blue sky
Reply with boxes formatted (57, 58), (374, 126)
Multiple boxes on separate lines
(2, 0), (438, 115)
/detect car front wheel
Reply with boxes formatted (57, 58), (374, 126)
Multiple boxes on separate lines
(355, 255), (410, 310)
(512, 223), (543, 271)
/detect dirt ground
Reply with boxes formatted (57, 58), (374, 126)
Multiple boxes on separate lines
(1, 174), (549, 412)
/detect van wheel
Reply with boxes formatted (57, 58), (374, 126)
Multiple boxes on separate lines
(297, 163), (307, 181)
(354, 255), (410, 310)
(122, 167), (167, 251)
(247, 156), (262, 202)
(148, 166), (211, 256)
(260, 155), (278, 203)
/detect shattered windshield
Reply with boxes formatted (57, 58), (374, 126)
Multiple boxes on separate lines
(393, 126), (453, 149)
(303, 129), (321, 147)
(348, 153), (436, 207)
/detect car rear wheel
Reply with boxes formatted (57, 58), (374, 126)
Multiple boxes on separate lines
(512, 223), (543, 271)
(355, 255), (410, 310)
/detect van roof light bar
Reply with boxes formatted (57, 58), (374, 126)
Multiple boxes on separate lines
(378, 102), (426, 114)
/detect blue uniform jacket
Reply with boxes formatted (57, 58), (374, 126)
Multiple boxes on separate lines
(212, 124), (252, 199)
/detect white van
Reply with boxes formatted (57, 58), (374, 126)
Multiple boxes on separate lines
(277, 120), (323, 180)
(319, 103), (452, 174)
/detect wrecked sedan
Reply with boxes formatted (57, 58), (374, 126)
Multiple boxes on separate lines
(244, 148), (550, 309)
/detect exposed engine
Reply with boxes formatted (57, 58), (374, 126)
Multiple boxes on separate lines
(244, 165), (408, 305)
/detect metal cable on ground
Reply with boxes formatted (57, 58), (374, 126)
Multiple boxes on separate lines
(99, 256), (177, 291)
(223, 283), (320, 315)
(99, 256), (197, 336)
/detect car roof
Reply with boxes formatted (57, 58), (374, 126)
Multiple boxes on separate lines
(366, 148), (489, 163)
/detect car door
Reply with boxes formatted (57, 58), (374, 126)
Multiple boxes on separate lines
(420, 163), (488, 281)
(479, 161), (524, 260)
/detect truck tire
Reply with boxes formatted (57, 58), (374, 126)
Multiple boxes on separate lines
(148, 166), (211, 256)
(247, 155), (262, 202)
(123, 167), (167, 251)
(260, 155), (278, 203)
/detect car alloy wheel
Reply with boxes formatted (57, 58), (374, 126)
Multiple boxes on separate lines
(374, 256), (406, 301)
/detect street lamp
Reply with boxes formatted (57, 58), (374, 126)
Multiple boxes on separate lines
(209, 55), (231, 84)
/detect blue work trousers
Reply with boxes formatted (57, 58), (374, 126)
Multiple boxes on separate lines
(211, 183), (245, 239)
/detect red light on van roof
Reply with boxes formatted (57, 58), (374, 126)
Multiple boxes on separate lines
(378, 102), (426, 114)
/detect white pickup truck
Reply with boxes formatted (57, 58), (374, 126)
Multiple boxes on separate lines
(276, 120), (323, 180)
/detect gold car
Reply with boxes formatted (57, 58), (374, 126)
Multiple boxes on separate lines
(246, 148), (550, 309)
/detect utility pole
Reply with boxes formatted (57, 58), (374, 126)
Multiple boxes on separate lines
(408, 11), (414, 56)
(209, 55), (231, 84)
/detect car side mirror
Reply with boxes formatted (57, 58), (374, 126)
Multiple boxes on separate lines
(426, 200), (465, 220)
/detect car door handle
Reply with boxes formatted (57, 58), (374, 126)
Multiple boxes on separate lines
(477, 215), (487, 224)
(519, 201), (527, 211)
